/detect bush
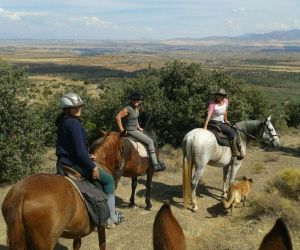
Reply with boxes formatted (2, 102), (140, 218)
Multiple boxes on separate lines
(0, 63), (46, 182)
(91, 61), (280, 146)
(266, 167), (300, 200)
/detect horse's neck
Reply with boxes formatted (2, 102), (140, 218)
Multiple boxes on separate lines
(237, 120), (263, 144)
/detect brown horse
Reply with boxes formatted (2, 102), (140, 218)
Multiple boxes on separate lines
(2, 173), (106, 250)
(90, 131), (155, 210)
(153, 204), (186, 250)
(153, 204), (292, 250)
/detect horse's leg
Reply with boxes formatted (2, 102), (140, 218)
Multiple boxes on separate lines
(229, 160), (242, 184)
(129, 177), (138, 208)
(73, 238), (81, 250)
(97, 226), (106, 250)
(222, 164), (231, 198)
(145, 167), (154, 210)
(191, 161), (205, 212)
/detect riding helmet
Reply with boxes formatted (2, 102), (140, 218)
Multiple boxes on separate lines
(60, 93), (84, 109)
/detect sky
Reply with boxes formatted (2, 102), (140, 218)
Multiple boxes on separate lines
(0, 0), (299, 40)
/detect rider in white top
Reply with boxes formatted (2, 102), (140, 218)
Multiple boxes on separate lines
(204, 88), (243, 159)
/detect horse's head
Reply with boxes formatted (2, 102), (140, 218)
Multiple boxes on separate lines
(260, 116), (280, 148)
(90, 131), (123, 174)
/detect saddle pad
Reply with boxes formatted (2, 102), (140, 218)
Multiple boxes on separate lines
(65, 177), (109, 227)
(124, 137), (149, 157)
(208, 129), (230, 147)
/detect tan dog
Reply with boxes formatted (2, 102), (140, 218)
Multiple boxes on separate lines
(222, 176), (253, 214)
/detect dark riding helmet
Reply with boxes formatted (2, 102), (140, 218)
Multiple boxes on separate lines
(214, 88), (227, 96)
(129, 91), (142, 100)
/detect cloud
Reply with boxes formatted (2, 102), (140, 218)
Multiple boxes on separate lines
(256, 22), (289, 31)
(0, 8), (47, 21)
(69, 16), (119, 29)
(294, 19), (300, 29)
(232, 7), (246, 13)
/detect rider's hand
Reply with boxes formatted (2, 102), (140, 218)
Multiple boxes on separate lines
(90, 154), (96, 161)
(120, 130), (127, 136)
(91, 167), (99, 180)
(225, 121), (230, 125)
(138, 127), (144, 132)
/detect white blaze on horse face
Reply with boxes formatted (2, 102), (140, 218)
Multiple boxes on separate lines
(263, 119), (280, 148)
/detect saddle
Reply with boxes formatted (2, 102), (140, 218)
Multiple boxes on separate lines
(61, 166), (109, 227)
(207, 124), (231, 147)
(123, 137), (149, 157)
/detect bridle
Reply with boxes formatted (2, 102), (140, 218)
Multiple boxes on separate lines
(232, 120), (279, 146)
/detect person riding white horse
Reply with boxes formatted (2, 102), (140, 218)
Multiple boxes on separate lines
(203, 88), (243, 159)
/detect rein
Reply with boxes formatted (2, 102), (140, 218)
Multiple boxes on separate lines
(232, 121), (279, 144)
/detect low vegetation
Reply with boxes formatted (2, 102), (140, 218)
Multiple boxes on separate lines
(248, 168), (300, 230)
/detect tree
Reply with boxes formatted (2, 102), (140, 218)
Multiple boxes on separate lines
(0, 63), (46, 182)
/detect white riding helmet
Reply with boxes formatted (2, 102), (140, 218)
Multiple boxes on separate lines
(60, 93), (84, 109)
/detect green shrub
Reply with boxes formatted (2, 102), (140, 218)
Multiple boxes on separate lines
(0, 63), (46, 182)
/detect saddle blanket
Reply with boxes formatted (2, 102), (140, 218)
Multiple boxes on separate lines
(65, 177), (110, 227)
(124, 137), (149, 157)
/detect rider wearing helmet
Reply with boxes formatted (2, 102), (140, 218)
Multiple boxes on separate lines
(203, 88), (243, 159)
(56, 93), (124, 227)
(116, 91), (165, 171)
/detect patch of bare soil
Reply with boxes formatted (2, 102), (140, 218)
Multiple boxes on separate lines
(0, 129), (299, 250)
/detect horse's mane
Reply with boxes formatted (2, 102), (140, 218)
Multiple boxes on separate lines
(90, 132), (120, 163)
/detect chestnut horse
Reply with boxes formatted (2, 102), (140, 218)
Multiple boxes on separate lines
(153, 204), (186, 250)
(153, 204), (292, 250)
(90, 131), (155, 210)
(2, 173), (106, 250)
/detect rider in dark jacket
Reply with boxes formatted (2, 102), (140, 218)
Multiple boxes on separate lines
(56, 93), (123, 227)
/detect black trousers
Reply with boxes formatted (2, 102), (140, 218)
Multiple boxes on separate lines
(209, 120), (236, 139)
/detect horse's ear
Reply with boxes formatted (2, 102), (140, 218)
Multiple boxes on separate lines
(267, 115), (272, 121)
(100, 130), (108, 137)
(259, 218), (292, 250)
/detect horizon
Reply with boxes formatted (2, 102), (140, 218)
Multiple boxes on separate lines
(0, 1), (300, 40)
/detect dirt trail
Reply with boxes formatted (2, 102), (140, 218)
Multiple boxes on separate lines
(0, 129), (299, 250)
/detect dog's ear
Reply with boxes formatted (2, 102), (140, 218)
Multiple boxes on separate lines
(249, 178), (253, 183)
(242, 176), (247, 180)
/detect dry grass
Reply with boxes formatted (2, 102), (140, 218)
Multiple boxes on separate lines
(251, 163), (266, 174)
(248, 168), (300, 231)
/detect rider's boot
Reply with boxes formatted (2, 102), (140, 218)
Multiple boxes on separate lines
(149, 152), (165, 172)
(106, 194), (124, 228)
(230, 137), (241, 158)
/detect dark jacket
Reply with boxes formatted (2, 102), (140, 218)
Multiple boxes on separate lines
(56, 115), (95, 176)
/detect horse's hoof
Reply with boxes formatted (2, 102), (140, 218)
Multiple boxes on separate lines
(192, 207), (198, 212)
(128, 203), (135, 208)
(145, 204), (152, 210)
(220, 193), (228, 199)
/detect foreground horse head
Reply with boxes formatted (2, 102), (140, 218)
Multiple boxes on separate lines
(90, 131), (155, 210)
(153, 207), (292, 250)
(2, 173), (106, 250)
(153, 204), (186, 250)
(182, 117), (279, 212)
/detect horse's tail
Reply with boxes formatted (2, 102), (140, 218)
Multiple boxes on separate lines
(182, 136), (193, 208)
(153, 204), (186, 250)
(2, 188), (26, 250)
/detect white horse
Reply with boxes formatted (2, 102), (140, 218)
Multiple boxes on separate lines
(182, 116), (279, 212)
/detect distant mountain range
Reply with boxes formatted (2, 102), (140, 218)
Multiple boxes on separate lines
(163, 29), (300, 45)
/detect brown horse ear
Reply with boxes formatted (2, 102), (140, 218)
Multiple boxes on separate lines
(259, 218), (292, 250)
(100, 130), (108, 137)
